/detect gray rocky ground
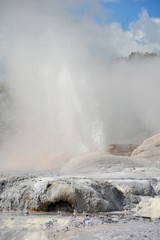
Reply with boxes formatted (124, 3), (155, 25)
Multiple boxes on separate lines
(1, 134), (160, 239)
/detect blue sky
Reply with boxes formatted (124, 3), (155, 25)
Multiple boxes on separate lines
(98, 0), (160, 29)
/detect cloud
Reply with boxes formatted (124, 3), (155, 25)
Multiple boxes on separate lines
(128, 9), (160, 52)
(72, 7), (160, 58)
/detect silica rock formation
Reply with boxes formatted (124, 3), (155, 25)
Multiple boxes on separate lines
(132, 134), (160, 167)
(0, 175), (125, 213)
(1, 134), (160, 215)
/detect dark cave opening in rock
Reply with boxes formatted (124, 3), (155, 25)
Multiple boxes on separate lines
(47, 200), (73, 213)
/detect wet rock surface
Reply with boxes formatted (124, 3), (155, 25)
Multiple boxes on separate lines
(0, 212), (160, 240)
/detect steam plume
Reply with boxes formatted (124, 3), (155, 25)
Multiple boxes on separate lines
(0, 0), (160, 170)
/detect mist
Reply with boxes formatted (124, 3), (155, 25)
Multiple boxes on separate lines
(0, 0), (160, 170)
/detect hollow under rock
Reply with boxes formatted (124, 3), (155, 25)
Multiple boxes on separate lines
(47, 200), (73, 213)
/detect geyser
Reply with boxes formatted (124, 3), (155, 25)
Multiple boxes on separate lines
(0, 0), (160, 170)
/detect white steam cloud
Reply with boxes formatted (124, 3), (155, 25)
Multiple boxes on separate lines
(0, 0), (160, 170)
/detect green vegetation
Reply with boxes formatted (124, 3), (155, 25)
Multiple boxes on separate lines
(129, 52), (158, 59)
